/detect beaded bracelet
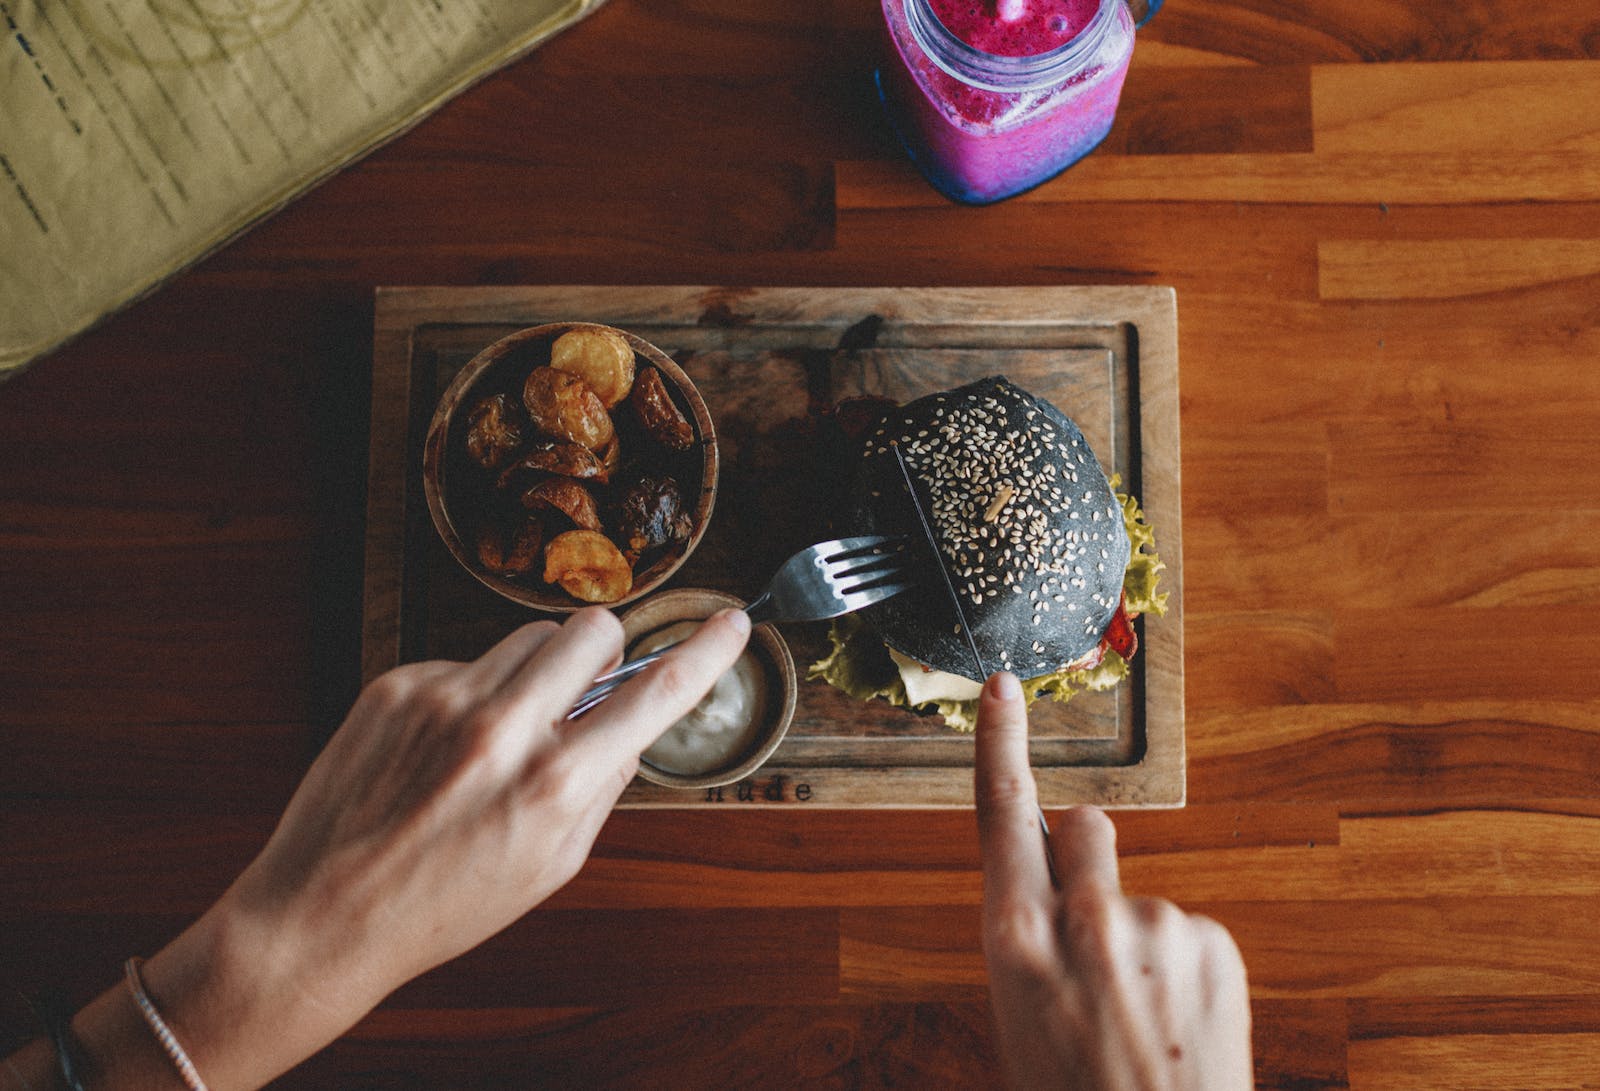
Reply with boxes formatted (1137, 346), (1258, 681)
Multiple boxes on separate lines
(122, 959), (208, 1091)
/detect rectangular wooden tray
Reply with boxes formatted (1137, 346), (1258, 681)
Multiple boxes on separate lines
(364, 286), (1183, 808)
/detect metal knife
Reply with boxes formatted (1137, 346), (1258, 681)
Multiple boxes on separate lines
(891, 441), (1056, 886)
(890, 441), (988, 681)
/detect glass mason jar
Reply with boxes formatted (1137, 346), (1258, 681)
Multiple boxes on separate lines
(877, 0), (1141, 205)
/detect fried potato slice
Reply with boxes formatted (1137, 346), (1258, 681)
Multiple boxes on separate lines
(550, 329), (635, 409)
(496, 440), (608, 489)
(543, 529), (633, 603)
(523, 367), (615, 450)
(465, 393), (526, 471)
(630, 366), (695, 452)
(520, 476), (602, 531)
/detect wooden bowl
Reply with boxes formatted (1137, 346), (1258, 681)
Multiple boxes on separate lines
(620, 589), (796, 790)
(422, 322), (718, 613)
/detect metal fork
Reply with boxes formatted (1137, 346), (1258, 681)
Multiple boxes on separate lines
(565, 535), (911, 719)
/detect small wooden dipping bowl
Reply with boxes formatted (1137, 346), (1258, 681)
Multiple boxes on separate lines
(620, 589), (797, 790)
(422, 322), (718, 613)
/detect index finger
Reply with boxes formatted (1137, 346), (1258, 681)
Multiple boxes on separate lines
(568, 608), (752, 768)
(974, 672), (1053, 899)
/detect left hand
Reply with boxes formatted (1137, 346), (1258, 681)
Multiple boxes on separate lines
(135, 606), (750, 1090)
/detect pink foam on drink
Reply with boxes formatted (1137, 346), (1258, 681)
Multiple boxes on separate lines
(928, 0), (1100, 57)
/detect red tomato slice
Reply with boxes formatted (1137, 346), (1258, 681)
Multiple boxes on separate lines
(1102, 593), (1138, 661)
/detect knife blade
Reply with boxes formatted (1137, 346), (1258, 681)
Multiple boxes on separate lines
(890, 441), (989, 682)
(892, 442), (1053, 882)
(896, 444), (1056, 876)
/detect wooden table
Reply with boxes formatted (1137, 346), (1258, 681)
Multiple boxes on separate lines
(3, 1), (1598, 1086)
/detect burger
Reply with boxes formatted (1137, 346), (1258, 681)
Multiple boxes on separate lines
(809, 376), (1166, 731)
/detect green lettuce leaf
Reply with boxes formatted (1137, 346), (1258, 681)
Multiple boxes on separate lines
(808, 483), (1166, 733)
(806, 610), (905, 708)
(1113, 475), (1169, 619)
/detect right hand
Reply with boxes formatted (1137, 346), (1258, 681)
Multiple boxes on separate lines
(974, 672), (1253, 1090)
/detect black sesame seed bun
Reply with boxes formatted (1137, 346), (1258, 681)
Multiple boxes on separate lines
(847, 376), (1132, 681)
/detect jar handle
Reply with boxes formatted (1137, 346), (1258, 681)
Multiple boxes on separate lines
(1125, 0), (1163, 28)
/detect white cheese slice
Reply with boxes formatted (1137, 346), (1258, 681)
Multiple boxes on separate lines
(889, 647), (984, 706)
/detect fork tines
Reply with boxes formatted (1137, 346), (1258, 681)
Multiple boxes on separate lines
(826, 535), (912, 597)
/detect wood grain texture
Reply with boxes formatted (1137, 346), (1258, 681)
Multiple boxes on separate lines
(835, 150), (1600, 207)
(1312, 61), (1600, 153)
(1319, 239), (1600, 300)
(287, 1003), (1003, 1089)
(1347, 1034), (1600, 1091)
(2, 0), (1598, 1084)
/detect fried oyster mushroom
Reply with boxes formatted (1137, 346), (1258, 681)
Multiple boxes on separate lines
(543, 529), (633, 603)
(496, 440), (609, 489)
(616, 473), (693, 557)
(523, 367), (615, 450)
(597, 433), (623, 480)
(520, 476), (602, 532)
(629, 366), (695, 451)
(476, 518), (543, 577)
(465, 393), (526, 471)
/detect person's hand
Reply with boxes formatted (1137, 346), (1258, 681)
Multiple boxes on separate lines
(974, 672), (1253, 1091)
(129, 606), (750, 1090)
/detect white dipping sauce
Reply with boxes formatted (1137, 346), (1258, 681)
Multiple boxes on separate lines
(639, 621), (769, 775)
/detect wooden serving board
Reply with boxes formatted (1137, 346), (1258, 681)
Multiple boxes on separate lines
(364, 286), (1183, 808)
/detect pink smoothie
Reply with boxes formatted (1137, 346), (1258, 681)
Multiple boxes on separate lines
(878, 0), (1134, 204)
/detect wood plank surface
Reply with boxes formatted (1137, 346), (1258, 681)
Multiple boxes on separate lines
(2, 0), (1597, 1086)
